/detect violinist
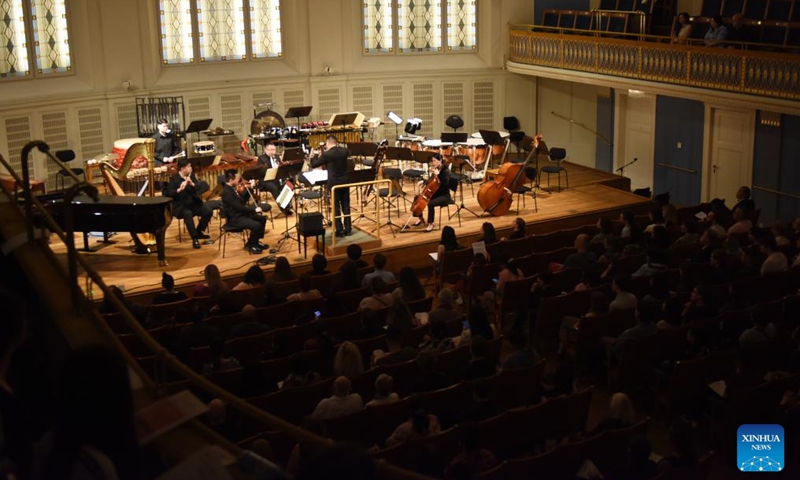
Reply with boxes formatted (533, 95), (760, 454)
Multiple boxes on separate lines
(414, 154), (451, 233)
(311, 135), (352, 237)
(257, 143), (293, 216)
(164, 157), (212, 249)
(221, 168), (268, 254)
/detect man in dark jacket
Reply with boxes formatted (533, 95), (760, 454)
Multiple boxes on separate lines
(312, 135), (352, 236)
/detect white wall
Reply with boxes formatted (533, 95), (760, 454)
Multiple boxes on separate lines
(536, 78), (601, 168)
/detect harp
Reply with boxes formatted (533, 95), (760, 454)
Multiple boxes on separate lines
(99, 138), (160, 251)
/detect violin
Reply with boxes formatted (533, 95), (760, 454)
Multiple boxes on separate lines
(476, 133), (544, 216)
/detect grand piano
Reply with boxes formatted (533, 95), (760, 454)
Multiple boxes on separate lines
(40, 193), (173, 265)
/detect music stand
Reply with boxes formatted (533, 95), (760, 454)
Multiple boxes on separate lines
(330, 112), (361, 128)
(479, 129), (507, 167)
(285, 106), (313, 129)
(447, 155), (480, 218)
(349, 169), (378, 225)
(274, 161), (305, 252)
(441, 132), (468, 144)
(186, 118), (213, 151)
(282, 148), (306, 163)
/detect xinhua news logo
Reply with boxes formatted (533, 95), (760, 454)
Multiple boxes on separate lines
(737, 424), (784, 472)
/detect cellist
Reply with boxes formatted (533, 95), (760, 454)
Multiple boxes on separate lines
(413, 153), (451, 232)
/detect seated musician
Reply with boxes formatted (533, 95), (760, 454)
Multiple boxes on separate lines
(257, 143), (293, 216)
(414, 154), (451, 233)
(164, 158), (213, 249)
(152, 118), (181, 166)
(221, 169), (268, 255)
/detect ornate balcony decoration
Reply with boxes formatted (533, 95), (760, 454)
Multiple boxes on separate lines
(509, 26), (800, 101)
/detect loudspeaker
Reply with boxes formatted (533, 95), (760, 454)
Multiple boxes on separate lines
(297, 212), (324, 235)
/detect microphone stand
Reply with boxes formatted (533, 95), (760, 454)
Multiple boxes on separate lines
(616, 157), (637, 191)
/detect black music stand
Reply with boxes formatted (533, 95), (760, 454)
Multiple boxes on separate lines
(282, 147), (306, 163)
(330, 112), (360, 128)
(349, 169), (378, 225)
(441, 132), (468, 144)
(285, 106), (313, 129)
(186, 118), (213, 154)
(479, 129), (506, 167)
(447, 155), (481, 218)
(273, 161), (305, 253)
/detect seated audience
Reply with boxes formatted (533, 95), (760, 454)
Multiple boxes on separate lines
(591, 216), (614, 243)
(501, 330), (539, 370)
(671, 12), (692, 44)
(271, 256), (297, 282)
(333, 341), (364, 380)
(386, 301), (417, 332)
(692, 228), (721, 263)
(311, 376), (363, 420)
(704, 210), (727, 239)
(758, 234), (788, 274)
(496, 257), (523, 298)
(353, 308), (386, 340)
(739, 310), (776, 347)
(282, 353), (321, 388)
(507, 217), (526, 240)
(414, 350), (449, 393)
(202, 338), (241, 376)
(233, 265), (266, 291)
(461, 336), (496, 380)
(459, 381), (503, 423)
(644, 208), (666, 235)
(99, 285), (149, 325)
(309, 253), (330, 276)
(728, 207), (753, 236)
(193, 264), (230, 297)
(609, 276), (638, 312)
(392, 266), (426, 303)
(152, 272), (188, 305)
(374, 327), (418, 366)
(704, 15), (728, 47)
(366, 374), (400, 407)
(228, 304), (271, 339)
(682, 285), (714, 321)
(771, 222), (793, 247)
(461, 307), (495, 347)
(726, 13), (751, 46)
(610, 435), (658, 480)
(604, 300), (659, 352)
(599, 235), (622, 264)
(205, 399), (246, 441)
(632, 249), (668, 278)
(359, 277), (394, 311)
(563, 234), (598, 271)
(362, 253), (396, 287)
(732, 185), (755, 214)
(428, 288), (462, 325)
(479, 222), (498, 244)
(657, 420), (697, 473)
(177, 308), (218, 353)
(208, 291), (238, 316)
(671, 219), (700, 249)
(419, 319), (455, 353)
(340, 244), (369, 271)
(620, 210), (642, 241)
(287, 273), (323, 302)
(444, 423), (499, 480)
(386, 397), (441, 447)
(589, 392), (635, 436)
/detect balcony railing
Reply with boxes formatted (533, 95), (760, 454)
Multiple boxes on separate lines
(508, 25), (800, 101)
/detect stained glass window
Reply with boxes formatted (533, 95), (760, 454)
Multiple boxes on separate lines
(446, 0), (476, 51)
(159, 0), (194, 64)
(364, 0), (393, 53)
(363, 0), (476, 55)
(1, 0), (72, 79)
(250, 0), (281, 58)
(197, 0), (246, 62)
(159, 0), (281, 65)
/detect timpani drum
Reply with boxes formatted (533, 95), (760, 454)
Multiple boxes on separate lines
(397, 138), (421, 151)
(112, 138), (150, 169)
(193, 140), (216, 155)
(458, 138), (490, 168)
(422, 139), (454, 156)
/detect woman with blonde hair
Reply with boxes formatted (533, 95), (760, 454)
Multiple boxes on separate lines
(590, 392), (635, 436)
(333, 341), (364, 380)
(193, 264), (229, 297)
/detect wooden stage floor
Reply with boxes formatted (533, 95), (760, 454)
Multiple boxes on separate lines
(50, 162), (654, 299)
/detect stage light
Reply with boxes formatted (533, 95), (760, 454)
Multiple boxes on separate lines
(387, 111), (403, 125)
(404, 118), (422, 134)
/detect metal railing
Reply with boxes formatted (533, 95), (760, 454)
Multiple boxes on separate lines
(330, 178), (391, 246)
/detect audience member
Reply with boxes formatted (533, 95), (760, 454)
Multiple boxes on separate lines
(444, 422), (499, 480)
(99, 285), (149, 325)
(311, 376), (363, 420)
(771, 222), (792, 246)
(205, 399), (244, 441)
(563, 233), (598, 271)
(193, 264), (229, 297)
(208, 291), (238, 316)
(644, 208), (666, 235)
(309, 253), (330, 276)
(632, 249), (668, 278)
(682, 285), (713, 321)
(610, 435), (658, 480)
(419, 319), (455, 353)
(287, 274), (323, 302)
(461, 307), (495, 346)
(620, 210), (641, 241)
(362, 253), (396, 287)
(758, 234), (788, 274)
(705, 210), (728, 239)
(671, 12), (692, 44)
(728, 207), (753, 236)
(591, 216), (614, 243)
(374, 327), (418, 366)
(392, 266), (426, 303)
(501, 330), (539, 370)
(414, 350), (449, 393)
(692, 228), (721, 263)
(228, 304), (271, 339)
(353, 308), (386, 340)
(428, 288), (461, 325)
(285, 417), (327, 478)
(386, 300), (417, 332)
(282, 353), (321, 388)
(599, 235), (622, 264)
(704, 15), (728, 47)
(589, 392), (635, 436)
(151, 272), (188, 305)
(366, 374), (400, 407)
(271, 256), (297, 282)
(386, 397), (441, 447)
(496, 258), (523, 298)
(233, 265), (266, 291)
(732, 186), (755, 214)
(657, 420), (697, 473)
(739, 310), (776, 347)
(340, 244), (369, 271)
(359, 277), (394, 310)
(605, 300), (659, 352)
(479, 222), (498, 244)
(333, 341), (364, 380)
(459, 381), (503, 423)
(609, 276), (638, 312)
(726, 13), (750, 46)
(507, 217), (526, 240)
(671, 219), (700, 249)
(461, 336), (496, 380)
(177, 307), (218, 353)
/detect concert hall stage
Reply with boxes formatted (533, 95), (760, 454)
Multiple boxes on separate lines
(50, 162), (656, 300)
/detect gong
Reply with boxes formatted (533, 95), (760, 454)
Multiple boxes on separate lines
(250, 109), (286, 135)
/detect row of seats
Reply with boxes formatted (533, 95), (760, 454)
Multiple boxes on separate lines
(702, 0), (800, 21)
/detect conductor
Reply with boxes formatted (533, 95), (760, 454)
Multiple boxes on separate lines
(221, 169), (268, 255)
(152, 118), (181, 166)
(312, 135), (352, 236)
(257, 143), (294, 216)
(163, 158), (212, 249)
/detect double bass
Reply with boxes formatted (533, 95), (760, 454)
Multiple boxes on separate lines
(477, 134), (544, 216)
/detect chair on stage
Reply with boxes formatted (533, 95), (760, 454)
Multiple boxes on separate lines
(378, 167), (410, 218)
(513, 166), (538, 215)
(540, 147), (569, 192)
(55, 150), (85, 191)
(437, 177), (461, 230)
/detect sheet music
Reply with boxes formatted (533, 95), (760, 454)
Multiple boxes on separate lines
(264, 167), (278, 181)
(302, 169), (328, 185)
(276, 183), (294, 209)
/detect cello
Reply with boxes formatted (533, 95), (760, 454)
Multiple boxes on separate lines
(477, 134), (544, 216)
(402, 154), (447, 230)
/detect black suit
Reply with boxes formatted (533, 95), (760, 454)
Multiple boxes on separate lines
(221, 184), (266, 247)
(152, 132), (181, 166)
(164, 172), (212, 239)
(312, 145), (352, 233)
